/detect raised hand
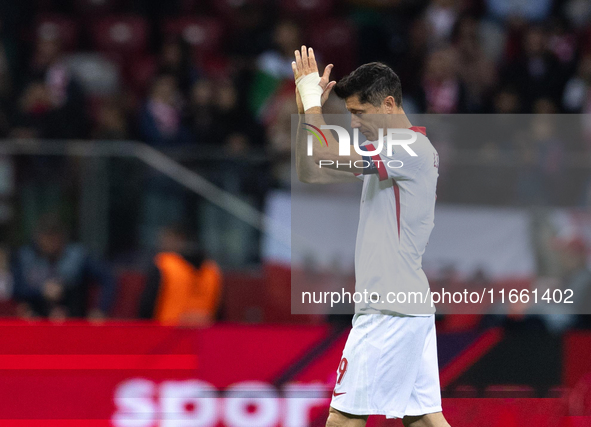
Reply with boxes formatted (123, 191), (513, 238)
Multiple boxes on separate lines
(292, 45), (336, 112)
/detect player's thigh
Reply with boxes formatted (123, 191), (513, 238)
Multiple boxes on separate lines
(402, 411), (450, 427)
(326, 406), (368, 427)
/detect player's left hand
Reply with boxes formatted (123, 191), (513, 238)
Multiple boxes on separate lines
(292, 46), (336, 111)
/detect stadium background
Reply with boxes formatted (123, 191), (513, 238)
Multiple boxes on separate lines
(0, 0), (591, 425)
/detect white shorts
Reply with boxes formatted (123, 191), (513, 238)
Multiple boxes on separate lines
(330, 313), (442, 419)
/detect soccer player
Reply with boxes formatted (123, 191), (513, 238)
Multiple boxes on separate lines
(292, 46), (450, 427)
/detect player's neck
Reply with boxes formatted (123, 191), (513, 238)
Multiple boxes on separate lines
(386, 109), (412, 129)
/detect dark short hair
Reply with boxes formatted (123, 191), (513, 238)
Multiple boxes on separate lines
(334, 62), (403, 107)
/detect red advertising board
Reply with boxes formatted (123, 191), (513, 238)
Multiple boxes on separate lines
(0, 321), (587, 426)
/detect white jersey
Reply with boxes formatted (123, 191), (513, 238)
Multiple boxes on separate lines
(354, 126), (438, 316)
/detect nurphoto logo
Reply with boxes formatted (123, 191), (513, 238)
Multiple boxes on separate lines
(303, 125), (418, 157)
(302, 124), (419, 169)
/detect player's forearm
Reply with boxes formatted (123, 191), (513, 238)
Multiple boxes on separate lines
(303, 107), (335, 165)
(304, 107), (363, 173)
(295, 114), (321, 183)
(296, 113), (358, 184)
(296, 113), (336, 183)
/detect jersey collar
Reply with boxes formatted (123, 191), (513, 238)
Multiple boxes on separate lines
(409, 126), (426, 136)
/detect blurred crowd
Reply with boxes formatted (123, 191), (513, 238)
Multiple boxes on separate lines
(0, 0), (589, 181)
(0, 213), (222, 323)
(0, 0), (589, 200)
(0, 0), (589, 320)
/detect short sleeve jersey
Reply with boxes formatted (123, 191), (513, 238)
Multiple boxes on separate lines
(354, 126), (439, 315)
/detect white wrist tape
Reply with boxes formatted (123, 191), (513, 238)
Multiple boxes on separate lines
(296, 72), (323, 111)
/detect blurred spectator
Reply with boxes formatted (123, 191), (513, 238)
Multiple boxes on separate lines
(11, 80), (52, 138)
(138, 74), (192, 246)
(536, 237), (591, 332)
(486, 0), (553, 23)
(422, 47), (467, 113)
(139, 73), (193, 146)
(491, 86), (521, 113)
(11, 216), (115, 319)
(213, 80), (264, 149)
(501, 26), (565, 112)
(92, 98), (130, 140)
(187, 78), (215, 143)
(214, 81), (243, 139)
(486, 88), (522, 170)
(139, 224), (222, 325)
(424, 0), (460, 46)
(556, 237), (591, 318)
(533, 97), (559, 114)
(547, 18), (578, 69)
(563, 53), (591, 113)
(250, 20), (301, 123)
(265, 86), (297, 187)
(564, 0), (591, 30)
(224, 2), (268, 59)
(453, 16), (497, 112)
(515, 115), (565, 205)
(65, 53), (121, 99)
(396, 18), (429, 111)
(27, 37), (87, 138)
(11, 81), (77, 239)
(157, 36), (200, 95)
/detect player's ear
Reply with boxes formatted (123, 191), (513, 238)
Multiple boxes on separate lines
(383, 96), (396, 113)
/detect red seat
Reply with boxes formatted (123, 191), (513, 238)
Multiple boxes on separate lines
(92, 15), (148, 54)
(161, 17), (224, 54)
(35, 14), (79, 51)
(279, 0), (335, 20)
(309, 19), (358, 79)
